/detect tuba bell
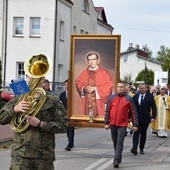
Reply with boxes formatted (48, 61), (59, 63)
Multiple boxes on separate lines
(10, 54), (51, 133)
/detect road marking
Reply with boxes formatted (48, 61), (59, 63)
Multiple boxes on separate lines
(96, 159), (113, 170)
(84, 158), (107, 170)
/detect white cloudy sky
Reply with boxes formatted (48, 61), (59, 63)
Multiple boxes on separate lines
(93, 0), (170, 56)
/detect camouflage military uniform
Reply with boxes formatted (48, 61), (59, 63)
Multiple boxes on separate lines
(0, 92), (68, 170)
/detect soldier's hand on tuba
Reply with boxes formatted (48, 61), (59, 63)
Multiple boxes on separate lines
(25, 115), (43, 127)
(13, 100), (30, 113)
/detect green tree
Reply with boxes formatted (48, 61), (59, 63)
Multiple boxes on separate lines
(156, 45), (170, 83)
(135, 69), (154, 85)
(142, 44), (153, 58)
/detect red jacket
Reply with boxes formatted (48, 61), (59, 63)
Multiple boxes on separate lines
(105, 93), (138, 127)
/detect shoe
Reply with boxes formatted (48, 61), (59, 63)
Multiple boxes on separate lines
(131, 149), (137, 155)
(163, 136), (167, 138)
(113, 159), (121, 164)
(140, 150), (145, 154)
(70, 145), (74, 148)
(152, 131), (158, 136)
(65, 147), (71, 151)
(152, 131), (157, 135)
(159, 136), (167, 138)
(113, 160), (119, 168)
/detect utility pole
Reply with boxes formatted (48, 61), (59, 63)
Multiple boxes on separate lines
(144, 62), (148, 84)
(2, 0), (8, 86)
(52, 0), (58, 92)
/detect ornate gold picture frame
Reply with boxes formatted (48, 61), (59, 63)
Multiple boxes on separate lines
(68, 35), (120, 127)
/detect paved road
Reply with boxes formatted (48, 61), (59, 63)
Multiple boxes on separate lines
(0, 128), (170, 169)
(54, 128), (170, 170)
(0, 124), (13, 142)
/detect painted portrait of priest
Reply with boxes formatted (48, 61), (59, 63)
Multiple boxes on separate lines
(69, 35), (120, 122)
(75, 51), (113, 117)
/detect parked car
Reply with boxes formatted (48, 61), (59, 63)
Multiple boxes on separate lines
(0, 86), (14, 104)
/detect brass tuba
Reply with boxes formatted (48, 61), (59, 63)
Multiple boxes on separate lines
(10, 54), (51, 133)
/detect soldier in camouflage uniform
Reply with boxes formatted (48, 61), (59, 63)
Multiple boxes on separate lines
(0, 76), (68, 170)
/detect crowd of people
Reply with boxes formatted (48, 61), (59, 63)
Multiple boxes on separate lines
(1, 68), (170, 169)
(130, 83), (170, 138)
(1, 50), (170, 170)
(126, 83), (170, 139)
(105, 82), (170, 168)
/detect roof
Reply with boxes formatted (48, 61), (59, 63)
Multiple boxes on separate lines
(137, 55), (161, 65)
(95, 7), (107, 23)
(121, 47), (161, 65)
(94, 7), (113, 30)
(121, 47), (147, 55)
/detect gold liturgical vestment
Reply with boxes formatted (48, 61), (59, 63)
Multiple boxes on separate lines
(151, 94), (170, 136)
(86, 70), (96, 117)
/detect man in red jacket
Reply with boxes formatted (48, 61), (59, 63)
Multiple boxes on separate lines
(105, 82), (138, 168)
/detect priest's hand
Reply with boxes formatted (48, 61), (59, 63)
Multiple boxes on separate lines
(83, 86), (95, 94)
(151, 118), (155, 122)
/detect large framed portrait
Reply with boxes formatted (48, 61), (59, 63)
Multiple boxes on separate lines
(68, 35), (120, 127)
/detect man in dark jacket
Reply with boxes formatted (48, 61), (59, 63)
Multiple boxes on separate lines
(131, 83), (156, 155)
(105, 82), (138, 168)
(60, 79), (75, 151)
(43, 79), (56, 95)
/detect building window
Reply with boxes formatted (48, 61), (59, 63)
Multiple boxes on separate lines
(162, 78), (167, 84)
(17, 62), (25, 79)
(98, 13), (103, 20)
(14, 17), (24, 36)
(123, 55), (128, 63)
(30, 17), (40, 36)
(82, 0), (89, 13)
(59, 21), (64, 40)
(138, 58), (143, 63)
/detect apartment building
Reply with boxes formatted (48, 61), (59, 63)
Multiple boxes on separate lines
(1, 0), (113, 86)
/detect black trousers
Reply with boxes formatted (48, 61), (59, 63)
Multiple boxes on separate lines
(66, 126), (75, 148)
(132, 122), (149, 150)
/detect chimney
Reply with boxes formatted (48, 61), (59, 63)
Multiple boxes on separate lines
(127, 43), (134, 50)
(135, 44), (139, 49)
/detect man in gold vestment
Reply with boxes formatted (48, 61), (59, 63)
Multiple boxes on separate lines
(151, 87), (170, 137)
